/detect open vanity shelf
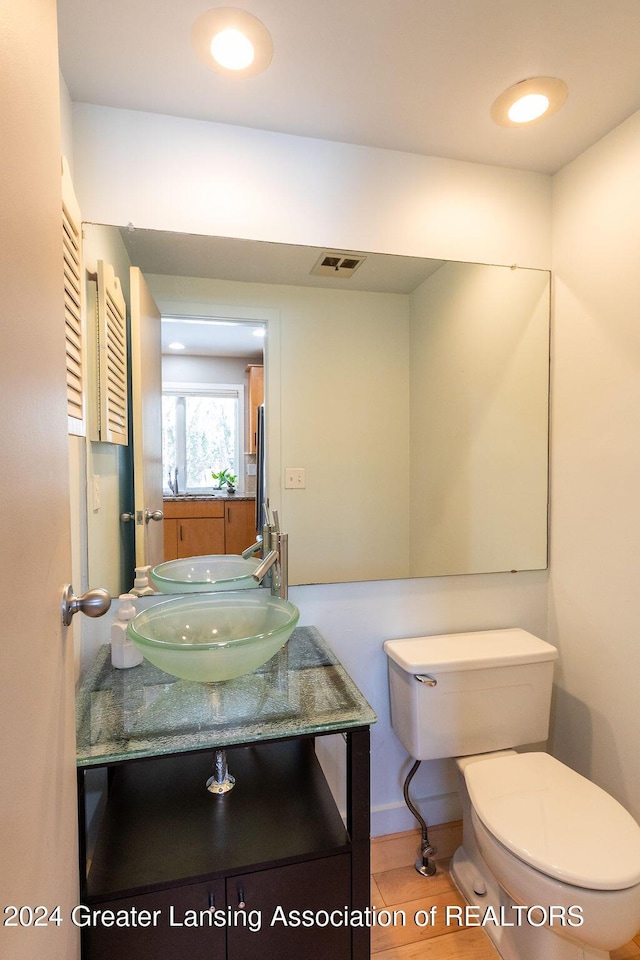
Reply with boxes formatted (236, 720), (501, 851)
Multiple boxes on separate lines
(76, 626), (376, 960)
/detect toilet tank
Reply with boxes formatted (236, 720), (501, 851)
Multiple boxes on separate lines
(384, 628), (558, 761)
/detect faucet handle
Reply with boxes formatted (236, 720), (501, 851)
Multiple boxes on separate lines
(241, 537), (262, 559)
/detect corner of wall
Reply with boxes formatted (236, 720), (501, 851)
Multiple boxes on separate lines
(59, 71), (75, 176)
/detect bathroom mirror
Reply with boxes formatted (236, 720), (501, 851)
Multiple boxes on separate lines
(83, 225), (550, 590)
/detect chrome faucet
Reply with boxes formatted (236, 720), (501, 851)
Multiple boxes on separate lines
(242, 501), (271, 559)
(241, 537), (263, 559)
(167, 466), (179, 495)
(242, 506), (270, 559)
(252, 512), (288, 599)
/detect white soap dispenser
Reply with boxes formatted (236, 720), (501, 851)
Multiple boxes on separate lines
(110, 594), (143, 669)
(131, 565), (155, 596)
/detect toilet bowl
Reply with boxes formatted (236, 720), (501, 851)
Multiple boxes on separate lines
(458, 751), (640, 958)
(384, 628), (640, 960)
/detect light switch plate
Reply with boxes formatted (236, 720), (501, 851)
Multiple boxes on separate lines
(285, 467), (306, 489)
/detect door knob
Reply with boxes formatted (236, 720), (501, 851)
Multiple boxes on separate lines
(61, 584), (112, 627)
(120, 512), (135, 523)
(145, 508), (164, 523)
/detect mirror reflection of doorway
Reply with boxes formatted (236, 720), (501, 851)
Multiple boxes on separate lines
(157, 316), (266, 564)
(160, 316), (265, 498)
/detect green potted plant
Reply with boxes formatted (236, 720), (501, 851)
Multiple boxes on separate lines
(211, 468), (237, 494)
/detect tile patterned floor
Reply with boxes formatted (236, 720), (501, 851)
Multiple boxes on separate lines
(370, 826), (640, 960)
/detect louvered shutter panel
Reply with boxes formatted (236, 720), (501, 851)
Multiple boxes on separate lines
(62, 157), (85, 435)
(96, 260), (128, 445)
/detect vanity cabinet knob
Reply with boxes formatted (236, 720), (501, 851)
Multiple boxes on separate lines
(237, 887), (246, 909)
(208, 892), (216, 912)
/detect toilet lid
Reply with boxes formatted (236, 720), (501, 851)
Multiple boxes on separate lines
(465, 752), (640, 890)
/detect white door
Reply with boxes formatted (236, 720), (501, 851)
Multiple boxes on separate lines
(1, 2), (80, 958)
(130, 266), (164, 568)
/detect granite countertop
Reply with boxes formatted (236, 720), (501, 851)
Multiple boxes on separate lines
(164, 493), (256, 502)
(76, 626), (376, 768)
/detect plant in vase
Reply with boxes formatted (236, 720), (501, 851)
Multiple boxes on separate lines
(211, 468), (237, 494)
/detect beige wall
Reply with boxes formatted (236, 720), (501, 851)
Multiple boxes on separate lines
(71, 102), (552, 270)
(148, 273), (411, 584)
(550, 108), (640, 821)
(409, 262), (550, 576)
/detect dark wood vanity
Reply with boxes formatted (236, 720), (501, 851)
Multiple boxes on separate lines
(76, 627), (375, 960)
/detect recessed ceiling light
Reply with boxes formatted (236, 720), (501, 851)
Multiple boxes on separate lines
(191, 8), (273, 77)
(210, 28), (255, 71)
(168, 341), (186, 351)
(491, 77), (568, 127)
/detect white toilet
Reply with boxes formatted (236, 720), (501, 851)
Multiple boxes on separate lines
(384, 628), (640, 960)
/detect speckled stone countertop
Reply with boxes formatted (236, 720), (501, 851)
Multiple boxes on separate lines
(163, 493), (255, 502)
(76, 626), (376, 768)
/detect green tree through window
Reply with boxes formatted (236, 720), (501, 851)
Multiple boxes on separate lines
(162, 385), (243, 493)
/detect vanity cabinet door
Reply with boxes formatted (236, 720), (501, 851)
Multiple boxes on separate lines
(163, 518), (179, 560)
(226, 854), (351, 960)
(163, 518), (226, 561)
(163, 500), (226, 560)
(177, 518), (225, 557)
(162, 500), (255, 559)
(224, 500), (256, 555)
(82, 878), (226, 960)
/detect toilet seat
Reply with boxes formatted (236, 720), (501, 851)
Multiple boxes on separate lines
(464, 752), (640, 890)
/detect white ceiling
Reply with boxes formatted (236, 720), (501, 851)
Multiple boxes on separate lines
(161, 316), (265, 359)
(119, 228), (445, 294)
(117, 226), (445, 356)
(57, 0), (640, 175)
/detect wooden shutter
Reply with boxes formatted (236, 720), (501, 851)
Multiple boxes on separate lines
(62, 157), (85, 435)
(96, 260), (128, 445)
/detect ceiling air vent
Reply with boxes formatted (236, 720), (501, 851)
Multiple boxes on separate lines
(310, 251), (366, 278)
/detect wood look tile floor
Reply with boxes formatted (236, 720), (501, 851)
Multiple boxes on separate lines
(370, 826), (640, 960)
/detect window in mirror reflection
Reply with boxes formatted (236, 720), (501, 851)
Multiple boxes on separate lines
(162, 383), (244, 494)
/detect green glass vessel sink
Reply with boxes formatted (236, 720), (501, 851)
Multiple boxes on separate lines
(150, 555), (261, 593)
(126, 592), (300, 682)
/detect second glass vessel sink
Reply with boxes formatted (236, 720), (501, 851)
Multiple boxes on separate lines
(126, 592), (300, 682)
(150, 555), (261, 593)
